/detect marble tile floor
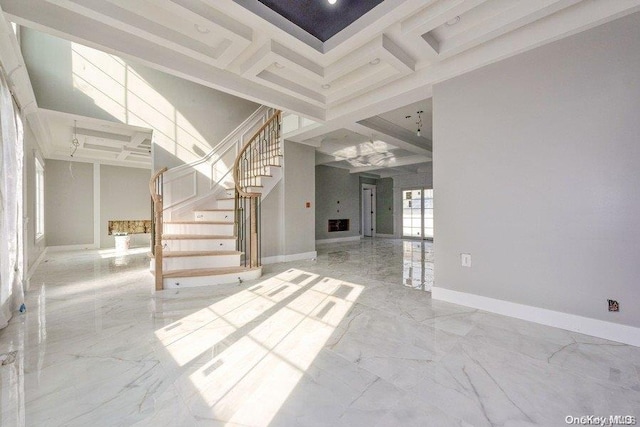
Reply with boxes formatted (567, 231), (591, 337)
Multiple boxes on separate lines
(0, 239), (638, 426)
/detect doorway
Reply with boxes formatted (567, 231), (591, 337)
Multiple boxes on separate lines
(361, 184), (376, 237)
(402, 188), (433, 239)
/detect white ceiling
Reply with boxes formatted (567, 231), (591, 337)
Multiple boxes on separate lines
(41, 109), (153, 168)
(2, 0), (639, 175)
(378, 99), (433, 138)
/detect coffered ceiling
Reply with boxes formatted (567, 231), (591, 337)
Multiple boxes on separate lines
(40, 109), (153, 168)
(2, 0), (639, 175)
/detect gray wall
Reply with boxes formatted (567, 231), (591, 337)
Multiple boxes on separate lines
(45, 159), (94, 246)
(433, 12), (640, 327)
(44, 160), (151, 248)
(100, 165), (151, 249)
(21, 28), (259, 170)
(376, 177), (394, 235)
(260, 180), (283, 258)
(315, 165), (360, 240)
(283, 141), (315, 255)
(24, 124), (46, 267)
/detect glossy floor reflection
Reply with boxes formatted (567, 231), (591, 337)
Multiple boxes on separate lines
(0, 239), (638, 426)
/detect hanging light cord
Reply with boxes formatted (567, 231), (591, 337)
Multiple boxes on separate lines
(71, 120), (79, 157)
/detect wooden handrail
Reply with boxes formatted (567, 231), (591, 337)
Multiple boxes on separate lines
(233, 111), (281, 198)
(149, 166), (168, 202)
(149, 167), (167, 291)
(233, 110), (281, 268)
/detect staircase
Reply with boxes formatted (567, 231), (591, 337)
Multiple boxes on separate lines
(149, 109), (282, 290)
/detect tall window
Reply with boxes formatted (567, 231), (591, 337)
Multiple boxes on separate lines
(402, 188), (433, 239)
(35, 157), (44, 239)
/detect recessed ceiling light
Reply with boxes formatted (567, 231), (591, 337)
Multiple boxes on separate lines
(322, 84), (331, 89)
(369, 58), (380, 65)
(445, 16), (460, 26)
(194, 24), (210, 34)
(328, 0), (337, 4)
(274, 62), (285, 69)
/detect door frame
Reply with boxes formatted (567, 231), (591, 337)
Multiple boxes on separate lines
(361, 184), (376, 237)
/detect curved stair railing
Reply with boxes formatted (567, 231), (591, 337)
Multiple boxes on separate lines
(149, 166), (168, 291)
(233, 110), (282, 268)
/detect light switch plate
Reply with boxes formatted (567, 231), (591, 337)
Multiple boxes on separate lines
(461, 253), (472, 267)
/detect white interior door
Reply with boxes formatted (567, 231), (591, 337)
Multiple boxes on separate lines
(362, 185), (376, 237)
(363, 189), (372, 237)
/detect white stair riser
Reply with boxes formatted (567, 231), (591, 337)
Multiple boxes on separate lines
(194, 211), (234, 222)
(240, 186), (263, 194)
(240, 177), (264, 187)
(164, 253), (241, 270)
(163, 268), (262, 289)
(164, 223), (234, 235)
(216, 199), (235, 209)
(162, 239), (235, 252)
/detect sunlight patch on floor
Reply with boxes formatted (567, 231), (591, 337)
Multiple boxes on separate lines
(156, 269), (362, 424)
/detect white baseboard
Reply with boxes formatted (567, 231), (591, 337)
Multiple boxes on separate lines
(26, 247), (48, 279)
(25, 247), (49, 290)
(47, 243), (99, 251)
(374, 234), (396, 238)
(316, 236), (361, 244)
(262, 251), (318, 265)
(432, 287), (640, 347)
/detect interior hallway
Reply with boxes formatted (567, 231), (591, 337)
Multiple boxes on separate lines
(0, 239), (638, 426)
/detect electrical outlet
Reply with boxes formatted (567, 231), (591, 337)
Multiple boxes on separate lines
(461, 253), (472, 267)
(608, 299), (619, 312)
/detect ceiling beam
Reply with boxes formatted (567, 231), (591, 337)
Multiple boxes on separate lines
(348, 154), (431, 173)
(347, 118), (431, 155)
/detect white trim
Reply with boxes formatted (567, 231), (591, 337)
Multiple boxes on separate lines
(262, 251), (318, 265)
(47, 243), (98, 252)
(26, 247), (48, 279)
(93, 163), (100, 248)
(432, 287), (640, 347)
(374, 233), (395, 238)
(316, 236), (361, 244)
(24, 247), (48, 290)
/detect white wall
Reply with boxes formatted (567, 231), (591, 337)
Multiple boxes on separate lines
(20, 27), (259, 170)
(433, 12), (640, 330)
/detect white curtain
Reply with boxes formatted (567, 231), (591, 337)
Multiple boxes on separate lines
(0, 71), (24, 330)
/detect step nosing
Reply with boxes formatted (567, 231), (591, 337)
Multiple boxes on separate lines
(165, 221), (234, 224)
(162, 234), (236, 239)
(163, 250), (242, 257)
(163, 266), (260, 278)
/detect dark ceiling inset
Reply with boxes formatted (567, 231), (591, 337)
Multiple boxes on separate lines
(257, 0), (384, 42)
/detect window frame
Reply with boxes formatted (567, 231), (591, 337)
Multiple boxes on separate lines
(35, 155), (44, 241)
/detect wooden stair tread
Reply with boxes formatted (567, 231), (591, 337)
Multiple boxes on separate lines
(164, 266), (260, 278)
(163, 250), (242, 258)
(165, 220), (234, 224)
(163, 234), (236, 240)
